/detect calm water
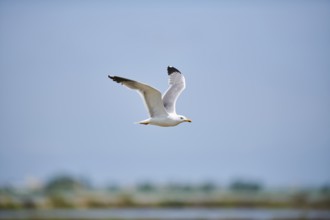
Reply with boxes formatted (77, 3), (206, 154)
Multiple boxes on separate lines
(1, 208), (330, 220)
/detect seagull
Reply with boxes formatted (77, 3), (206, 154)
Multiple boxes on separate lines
(108, 66), (192, 127)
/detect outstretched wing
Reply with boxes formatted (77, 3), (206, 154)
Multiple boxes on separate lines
(162, 66), (186, 114)
(108, 75), (168, 117)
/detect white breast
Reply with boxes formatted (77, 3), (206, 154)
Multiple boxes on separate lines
(149, 116), (181, 127)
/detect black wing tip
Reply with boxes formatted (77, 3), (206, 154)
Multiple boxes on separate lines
(108, 75), (132, 84)
(108, 75), (121, 83)
(167, 66), (181, 75)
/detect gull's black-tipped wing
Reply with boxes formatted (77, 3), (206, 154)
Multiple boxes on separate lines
(162, 66), (186, 114)
(108, 75), (168, 117)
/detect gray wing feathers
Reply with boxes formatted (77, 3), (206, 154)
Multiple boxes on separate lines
(162, 72), (186, 114)
(108, 75), (168, 117)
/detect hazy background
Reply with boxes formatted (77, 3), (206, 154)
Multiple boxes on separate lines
(0, 0), (329, 188)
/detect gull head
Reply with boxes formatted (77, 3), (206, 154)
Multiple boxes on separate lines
(177, 115), (192, 124)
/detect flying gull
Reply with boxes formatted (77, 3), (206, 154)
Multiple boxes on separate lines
(108, 66), (192, 127)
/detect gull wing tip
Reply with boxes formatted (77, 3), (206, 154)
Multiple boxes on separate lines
(167, 66), (181, 75)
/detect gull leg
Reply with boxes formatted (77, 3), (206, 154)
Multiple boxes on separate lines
(139, 122), (149, 125)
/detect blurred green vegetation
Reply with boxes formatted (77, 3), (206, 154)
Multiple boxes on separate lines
(0, 175), (329, 210)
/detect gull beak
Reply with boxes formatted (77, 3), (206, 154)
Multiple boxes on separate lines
(184, 119), (192, 123)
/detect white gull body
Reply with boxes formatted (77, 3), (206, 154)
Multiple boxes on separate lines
(108, 66), (192, 127)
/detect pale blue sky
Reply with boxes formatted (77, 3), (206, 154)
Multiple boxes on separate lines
(1, 0), (330, 187)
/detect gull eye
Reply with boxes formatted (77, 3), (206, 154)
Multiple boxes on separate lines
(180, 117), (184, 120)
